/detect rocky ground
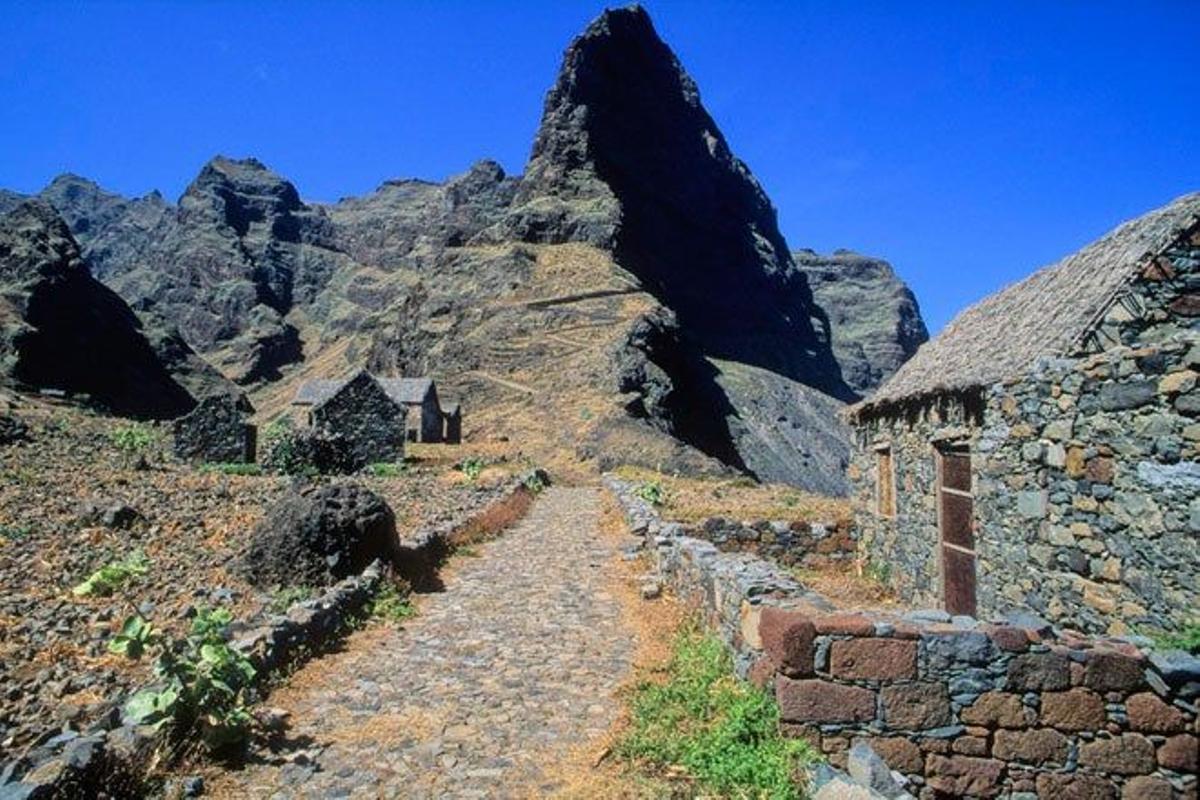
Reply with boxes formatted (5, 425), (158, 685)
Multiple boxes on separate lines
(0, 398), (516, 763)
(202, 486), (640, 799)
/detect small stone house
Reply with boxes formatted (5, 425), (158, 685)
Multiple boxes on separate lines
(442, 403), (462, 445)
(309, 370), (407, 467)
(294, 375), (445, 443)
(172, 393), (256, 463)
(848, 192), (1200, 635)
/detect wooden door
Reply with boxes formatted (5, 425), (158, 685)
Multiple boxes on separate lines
(937, 448), (976, 616)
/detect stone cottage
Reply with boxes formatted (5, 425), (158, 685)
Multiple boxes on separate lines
(295, 375), (445, 443)
(309, 370), (407, 467)
(442, 403), (462, 445)
(848, 192), (1200, 635)
(172, 393), (256, 463)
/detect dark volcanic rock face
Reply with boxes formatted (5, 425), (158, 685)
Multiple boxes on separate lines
(796, 250), (929, 396)
(0, 201), (196, 418)
(502, 6), (850, 399)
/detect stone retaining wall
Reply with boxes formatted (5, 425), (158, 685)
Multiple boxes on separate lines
(606, 476), (1200, 800)
(680, 516), (855, 570)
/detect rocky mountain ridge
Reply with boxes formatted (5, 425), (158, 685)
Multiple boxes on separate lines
(0, 5), (928, 492)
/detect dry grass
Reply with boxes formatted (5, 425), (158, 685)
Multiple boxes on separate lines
(527, 491), (688, 799)
(793, 563), (901, 611)
(611, 465), (851, 527)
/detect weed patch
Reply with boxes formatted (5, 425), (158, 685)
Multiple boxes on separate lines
(72, 550), (151, 597)
(616, 626), (817, 799)
(367, 581), (416, 622)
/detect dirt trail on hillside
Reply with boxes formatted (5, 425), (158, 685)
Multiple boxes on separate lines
(209, 487), (638, 799)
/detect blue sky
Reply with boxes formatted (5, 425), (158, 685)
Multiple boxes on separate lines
(2, 1), (1197, 333)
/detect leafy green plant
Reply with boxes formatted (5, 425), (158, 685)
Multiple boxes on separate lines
(1154, 622), (1200, 654)
(199, 463), (263, 476)
(110, 423), (155, 458)
(268, 586), (314, 614)
(864, 560), (892, 586)
(108, 614), (157, 658)
(366, 462), (406, 478)
(616, 627), (817, 799)
(72, 550), (151, 597)
(634, 480), (666, 507)
(120, 606), (257, 753)
(0, 524), (32, 542)
(366, 581), (416, 622)
(460, 457), (486, 482)
(522, 471), (547, 494)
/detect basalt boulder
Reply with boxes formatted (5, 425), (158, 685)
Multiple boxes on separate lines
(240, 483), (398, 589)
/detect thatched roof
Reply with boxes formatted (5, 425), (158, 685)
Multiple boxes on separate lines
(855, 192), (1200, 418)
(294, 375), (435, 407)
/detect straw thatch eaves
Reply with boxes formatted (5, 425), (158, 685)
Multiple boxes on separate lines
(294, 376), (435, 407)
(853, 192), (1200, 420)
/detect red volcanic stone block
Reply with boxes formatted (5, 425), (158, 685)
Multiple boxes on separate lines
(775, 676), (875, 724)
(746, 656), (776, 689)
(813, 613), (875, 636)
(992, 728), (1070, 766)
(1040, 688), (1106, 731)
(1078, 734), (1156, 775)
(1122, 776), (1174, 800)
(1006, 652), (1070, 691)
(880, 683), (953, 730)
(829, 638), (917, 681)
(1126, 692), (1188, 733)
(862, 737), (923, 774)
(1036, 773), (1117, 800)
(758, 607), (814, 677)
(982, 624), (1030, 652)
(1157, 733), (1198, 773)
(960, 691), (1031, 729)
(924, 754), (1005, 798)
(1084, 650), (1146, 692)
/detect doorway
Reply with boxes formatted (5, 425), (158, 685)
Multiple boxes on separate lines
(937, 446), (976, 616)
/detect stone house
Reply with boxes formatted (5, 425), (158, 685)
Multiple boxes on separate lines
(442, 403), (462, 445)
(172, 393), (256, 463)
(848, 193), (1200, 635)
(294, 375), (445, 443)
(309, 370), (407, 467)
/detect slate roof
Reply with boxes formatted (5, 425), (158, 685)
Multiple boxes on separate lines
(294, 375), (435, 407)
(855, 192), (1200, 417)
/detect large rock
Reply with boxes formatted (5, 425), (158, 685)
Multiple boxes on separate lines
(0, 201), (197, 418)
(240, 483), (398, 588)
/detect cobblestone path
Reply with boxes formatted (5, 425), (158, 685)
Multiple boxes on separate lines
(214, 486), (636, 799)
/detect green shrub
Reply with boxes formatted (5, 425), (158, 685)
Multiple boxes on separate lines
(268, 586), (314, 614)
(460, 457), (486, 482)
(616, 627), (817, 799)
(366, 581), (415, 622)
(366, 462), (406, 478)
(1154, 622), (1200, 654)
(72, 550), (151, 597)
(634, 480), (666, 507)
(108, 614), (157, 658)
(522, 470), (547, 494)
(110, 423), (156, 466)
(0, 524), (32, 542)
(199, 462), (262, 476)
(119, 606), (257, 754)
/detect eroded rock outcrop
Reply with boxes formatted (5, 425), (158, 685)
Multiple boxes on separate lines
(796, 250), (929, 396)
(0, 201), (196, 417)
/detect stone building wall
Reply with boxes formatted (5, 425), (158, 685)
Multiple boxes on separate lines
(607, 478), (1199, 800)
(850, 232), (1200, 634)
(680, 517), (855, 570)
(311, 372), (406, 469)
(172, 394), (256, 463)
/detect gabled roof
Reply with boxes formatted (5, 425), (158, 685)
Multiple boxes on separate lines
(294, 375), (434, 407)
(855, 192), (1200, 417)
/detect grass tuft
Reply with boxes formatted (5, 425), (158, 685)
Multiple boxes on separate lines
(616, 626), (818, 799)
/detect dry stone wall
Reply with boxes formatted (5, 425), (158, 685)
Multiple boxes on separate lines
(851, 233), (1200, 635)
(607, 476), (1200, 800)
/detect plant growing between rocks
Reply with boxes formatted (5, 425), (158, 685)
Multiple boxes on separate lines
(199, 462), (263, 476)
(117, 606), (258, 755)
(72, 550), (151, 597)
(366, 461), (406, 478)
(616, 626), (817, 799)
(634, 480), (666, 507)
(459, 456), (486, 482)
(110, 422), (156, 467)
(267, 585), (314, 614)
(365, 580), (415, 622)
